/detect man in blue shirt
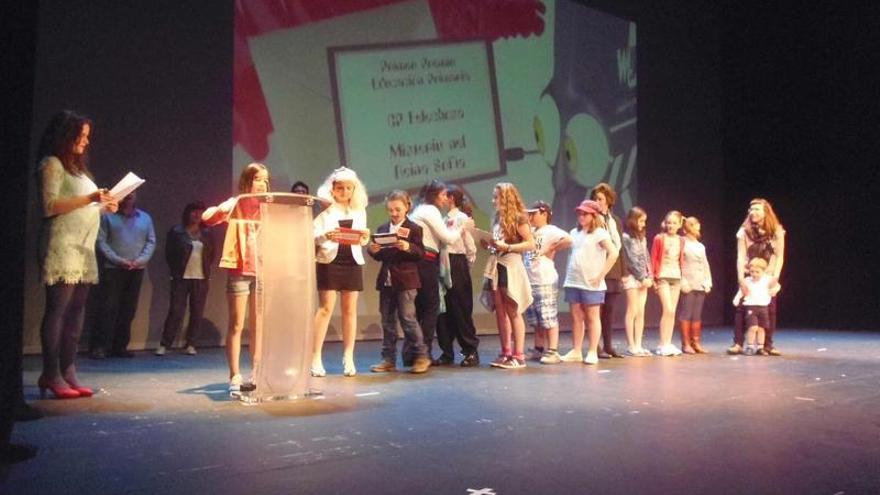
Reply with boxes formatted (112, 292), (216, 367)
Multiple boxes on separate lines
(90, 191), (156, 358)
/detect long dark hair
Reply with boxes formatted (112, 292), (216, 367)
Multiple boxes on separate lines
(446, 184), (473, 217)
(181, 201), (207, 227)
(36, 110), (92, 175)
(624, 206), (647, 239)
(237, 162), (270, 194)
(419, 179), (447, 207)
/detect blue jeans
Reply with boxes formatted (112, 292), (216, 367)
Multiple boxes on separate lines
(379, 287), (426, 362)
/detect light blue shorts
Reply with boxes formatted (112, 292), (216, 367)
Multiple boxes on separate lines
(564, 287), (605, 306)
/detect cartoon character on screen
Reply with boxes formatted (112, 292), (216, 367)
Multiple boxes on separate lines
(530, 3), (637, 230)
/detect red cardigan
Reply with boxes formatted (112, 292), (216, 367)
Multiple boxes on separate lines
(650, 234), (685, 279)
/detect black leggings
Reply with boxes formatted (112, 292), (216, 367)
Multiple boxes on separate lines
(40, 284), (91, 381)
(600, 285), (621, 351)
(437, 254), (480, 357)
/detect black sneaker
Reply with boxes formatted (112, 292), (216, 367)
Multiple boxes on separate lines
(460, 353), (480, 367)
(432, 355), (455, 366)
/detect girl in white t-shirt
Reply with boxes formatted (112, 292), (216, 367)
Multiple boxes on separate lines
(562, 200), (619, 365)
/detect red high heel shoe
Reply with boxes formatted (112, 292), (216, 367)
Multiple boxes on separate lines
(65, 382), (94, 397)
(37, 377), (80, 399)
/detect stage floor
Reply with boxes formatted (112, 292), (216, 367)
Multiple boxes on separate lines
(4, 328), (880, 495)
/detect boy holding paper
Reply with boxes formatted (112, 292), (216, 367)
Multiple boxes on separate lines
(367, 190), (431, 373)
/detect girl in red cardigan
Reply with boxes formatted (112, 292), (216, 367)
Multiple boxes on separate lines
(650, 210), (685, 356)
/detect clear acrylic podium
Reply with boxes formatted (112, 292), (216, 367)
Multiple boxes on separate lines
(230, 193), (322, 403)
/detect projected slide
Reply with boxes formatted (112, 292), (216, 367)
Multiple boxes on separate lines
(330, 40), (505, 197)
(233, 0), (636, 320)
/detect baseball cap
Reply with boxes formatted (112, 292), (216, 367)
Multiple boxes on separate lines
(526, 200), (551, 214)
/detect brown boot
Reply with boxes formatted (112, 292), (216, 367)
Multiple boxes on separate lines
(692, 321), (707, 354)
(679, 320), (695, 354)
(410, 356), (431, 374)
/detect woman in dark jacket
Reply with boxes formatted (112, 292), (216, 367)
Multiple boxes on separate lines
(156, 201), (216, 355)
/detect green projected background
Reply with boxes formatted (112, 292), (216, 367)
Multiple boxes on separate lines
(331, 40), (505, 197)
(234, 0), (636, 333)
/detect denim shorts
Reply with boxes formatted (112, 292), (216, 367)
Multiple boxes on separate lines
(564, 287), (605, 306)
(226, 274), (259, 295)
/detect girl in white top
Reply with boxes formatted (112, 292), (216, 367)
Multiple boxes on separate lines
(679, 216), (712, 354)
(36, 111), (117, 399)
(409, 179), (470, 362)
(650, 210), (684, 356)
(481, 183), (535, 369)
(436, 184), (480, 365)
(562, 200), (618, 365)
(311, 167), (369, 377)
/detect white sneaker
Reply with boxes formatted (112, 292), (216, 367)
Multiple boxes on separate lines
(229, 374), (243, 392)
(154, 345), (166, 356)
(343, 356), (357, 377)
(540, 350), (562, 364)
(638, 347), (653, 357)
(183, 345), (197, 356)
(657, 344), (682, 356)
(583, 352), (599, 365)
(560, 349), (584, 362)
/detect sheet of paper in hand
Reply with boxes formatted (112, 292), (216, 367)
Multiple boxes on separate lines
(336, 227), (368, 245)
(467, 226), (495, 245)
(371, 232), (399, 248)
(109, 172), (146, 201)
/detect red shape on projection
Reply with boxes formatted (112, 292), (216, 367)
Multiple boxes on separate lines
(233, 0), (545, 160)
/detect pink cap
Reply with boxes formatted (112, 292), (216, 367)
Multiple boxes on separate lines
(575, 199), (602, 215)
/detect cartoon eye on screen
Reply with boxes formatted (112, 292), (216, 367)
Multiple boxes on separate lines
(525, 1), (637, 231)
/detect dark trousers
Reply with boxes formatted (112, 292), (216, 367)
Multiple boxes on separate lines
(734, 296), (778, 349)
(406, 258), (440, 362)
(437, 254), (479, 357)
(379, 287), (426, 361)
(160, 278), (208, 348)
(600, 281), (622, 351)
(91, 268), (144, 353)
(40, 283), (90, 381)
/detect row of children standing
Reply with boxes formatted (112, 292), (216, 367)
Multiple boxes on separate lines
(205, 163), (719, 389)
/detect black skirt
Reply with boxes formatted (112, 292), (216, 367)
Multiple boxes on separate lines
(316, 261), (363, 291)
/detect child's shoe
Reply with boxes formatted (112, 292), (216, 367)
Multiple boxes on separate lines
(540, 350), (562, 364)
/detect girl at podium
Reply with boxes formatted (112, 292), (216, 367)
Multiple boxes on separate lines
(311, 167), (369, 377)
(202, 162), (269, 393)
